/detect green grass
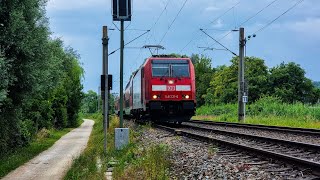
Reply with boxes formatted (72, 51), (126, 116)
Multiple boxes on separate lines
(113, 144), (170, 180)
(195, 96), (320, 129)
(65, 114), (171, 180)
(0, 127), (73, 178)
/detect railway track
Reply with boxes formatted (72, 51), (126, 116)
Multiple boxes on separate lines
(189, 120), (320, 136)
(155, 122), (320, 177)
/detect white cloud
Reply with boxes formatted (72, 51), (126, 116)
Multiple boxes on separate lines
(205, 6), (220, 12)
(263, 18), (320, 41)
(211, 19), (223, 28)
(286, 18), (320, 38)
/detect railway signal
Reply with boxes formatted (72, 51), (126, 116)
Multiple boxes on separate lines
(112, 0), (132, 128)
(111, 0), (132, 150)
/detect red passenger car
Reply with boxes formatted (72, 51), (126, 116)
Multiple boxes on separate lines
(116, 55), (196, 123)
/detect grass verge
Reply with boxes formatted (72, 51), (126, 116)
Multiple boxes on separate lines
(194, 96), (320, 129)
(65, 114), (171, 180)
(0, 127), (73, 178)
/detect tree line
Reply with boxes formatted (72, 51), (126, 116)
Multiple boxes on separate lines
(81, 90), (115, 114)
(192, 54), (320, 106)
(0, 0), (83, 156)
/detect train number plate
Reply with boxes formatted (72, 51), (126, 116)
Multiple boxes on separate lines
(165, 95), (179, 99)
(166, 85), (176, 91)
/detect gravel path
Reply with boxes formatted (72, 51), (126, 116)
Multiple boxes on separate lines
(139, 127), (290, 179)
(184, 122), (320, 145)
(3, 119), (94, 180)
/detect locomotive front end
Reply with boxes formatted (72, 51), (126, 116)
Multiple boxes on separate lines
(147, 58), (196, 122)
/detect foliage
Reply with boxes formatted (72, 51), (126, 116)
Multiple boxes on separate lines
(195, 96), (320, 129)
(313, 81), (320, 88)
(81, 91), (116, 114)
(113, 144), (170, 180)
(200, 56), (320, 105)
(204, 57), (268, 104)
(269, 62), (316, 103)
(81, 90), (99, 114)
(191, 54), (215, 106)
(0, 0), (83, 156)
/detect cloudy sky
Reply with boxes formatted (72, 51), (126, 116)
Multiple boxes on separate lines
(46, 0), (320, 94)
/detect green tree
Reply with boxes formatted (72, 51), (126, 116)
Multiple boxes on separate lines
(205, 56), (269, 104)
(0, 0), (51, 154)
(205, 65), (237, 104)
(0, 0), (84, 156)
(191, 54), (215, 106)
(313, 81), (320, 89)
(269, 62), (316, 103)
(61, 48), (84, 127)
(82, 90), (98, 114)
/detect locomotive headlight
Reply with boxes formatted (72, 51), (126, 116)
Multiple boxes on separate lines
(185, 95), (190, 99)
(168, 80), (174, 84)
(152, 95), (158, 99)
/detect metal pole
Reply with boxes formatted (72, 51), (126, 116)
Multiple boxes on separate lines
(238, 27), (245, 122)
(98, 86), (100, 112)
(102, 26), (109, 154)
(107, 87), (110, 128)
(119, 20), (124, 128)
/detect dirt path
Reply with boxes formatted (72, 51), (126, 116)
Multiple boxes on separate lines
(3, 119), (94, 180)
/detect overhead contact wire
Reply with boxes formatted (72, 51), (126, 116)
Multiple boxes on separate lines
(206, 0), (280, 49)
(179, 1), (240, 54)
(158, 0), (189, 44)
(254, 0), (305, 34)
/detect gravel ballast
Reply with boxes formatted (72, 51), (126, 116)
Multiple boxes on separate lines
(138, 126), (317, 179)
(184, 122), (320, 145)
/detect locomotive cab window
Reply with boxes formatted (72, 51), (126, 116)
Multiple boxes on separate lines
(152, 63), (169, 77)
(152, 60), (189, 77)
(171, 64), (190, 77)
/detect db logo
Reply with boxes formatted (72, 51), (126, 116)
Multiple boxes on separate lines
(167, 86), (176, 91)
(165, 95), (179, 98)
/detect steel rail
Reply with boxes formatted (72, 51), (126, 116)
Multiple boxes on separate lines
(189, 120), (320, 136)
(154, 124), (320, 175)
(181, 124), (320, 150)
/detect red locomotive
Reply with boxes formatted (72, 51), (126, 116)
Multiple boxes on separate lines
(116, 55), (196, 123)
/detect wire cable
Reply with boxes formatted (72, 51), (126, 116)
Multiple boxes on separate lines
(254, 0), (304, 34)
(179, 1), (240, 54)
(131, 0), (171, 66)
(158, 0), (188, 44)
(200, 29), (238, 56)
(209, 2), (240, 25)
(241, 0), (279, 27)
(109, 30), (150, 56)
(207, 0), (280, 49)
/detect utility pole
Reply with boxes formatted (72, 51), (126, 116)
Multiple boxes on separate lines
(98, 86), (100, 112)
(238, 27), (246, 122)
(102, 26), (109, 154)
(119, 20), (124, 128)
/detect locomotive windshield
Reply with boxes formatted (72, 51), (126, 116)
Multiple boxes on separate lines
(152, 60), (190, 77)
(171, 64), (189, 77)
(152, 63), (169, 77)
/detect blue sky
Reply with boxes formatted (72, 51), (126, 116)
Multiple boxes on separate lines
(46, 0), (320, 94)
